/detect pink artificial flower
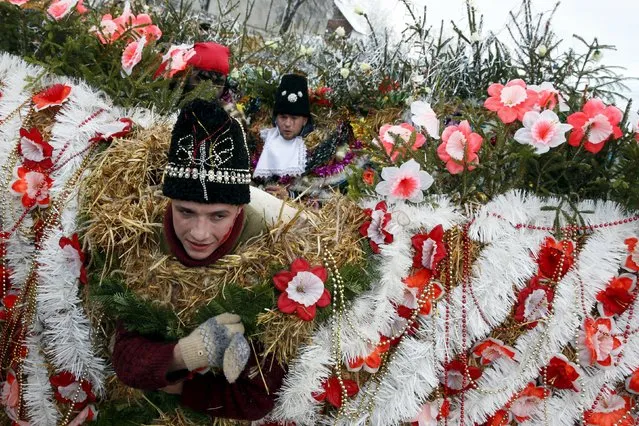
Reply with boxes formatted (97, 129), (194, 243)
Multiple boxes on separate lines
(377, 123), (426, 161)
(91, 14), (121, 44)
(0, 369), (19, 411)
(596, 274), (637, 317)
(130, 13), (162, 41)
(10, 166), (53, 210)
(59, 234), (88, 285)
(155, 44), (196, 78)
(411, 224), (447, 270)
(437, 120), (483, 174)
(514, 110), (572, 154)
(68, 404), (97, 426)
(359, 201), (394, 253)
(32, 84), (72, 112)
(510, 382), (549, 423)
(528, 82), (563, 111)
(121, 36), (147, 76)
(624, 237), (639, 272)
(91, 2), (161, 44)
(583, 391), (634, 426)
(410, 100), (439, 139)
(375, 159), (434, 203)
(46, 0), (77, 20)
(578, 317), (622, 367)
(410, 399), (449, 426)
(567, 98), (623, 154)
(471, 338), (518, 366)
(75, 0), (88, 14)
(273, 258), (330, 321)
(484, 79), (539, 123)
(18, 127), (54, 171)
(544, 354), (582, 391)
(8, 0), (30, 5)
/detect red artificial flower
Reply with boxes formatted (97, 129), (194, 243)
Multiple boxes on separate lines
(359, 201), (394, 253)
(10, 166), (53, 210)
(567, 98), (623, 154)
(544, 354), (581, 391)
(483, 79), (539, 124)
(471, 338), (518, 366)
(309, 86), (332, 107)
(441, 359), (481, 395)
(510, 382), (549, 422)
(624, 237), (639, 272)
(597, 274), (637, 317)
(18, 127), (54, 171)
(32, 84), (72, 112)
(437, 120), (483, 174)
(362, 168), (375, 185)
(312, 376), (359, 408)
(89, 118), (134, 143)
(0, 292), (18, 321)
(59, 234), (88, 285)
(626, 369), (639, 395)
(50, 371), (96, 409)
(273, 258), (330, 321)
(578, 317), (622, 367)
(485, 409), (512, 426)
(537, 237), (575, 280)
(347, 339), (390, 373)
(378, 122), (426, 162)
(514, 276), (554, 328)
(583, 391), (634, 426)
(410, 399), (450, 425)
(401, 268), (444, 317)
(378, 77), (400, 94)
(411, 224), (447, 271)
(67, 404), (97, 426)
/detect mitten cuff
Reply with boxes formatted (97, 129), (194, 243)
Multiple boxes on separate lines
(178, 332), (208, 371)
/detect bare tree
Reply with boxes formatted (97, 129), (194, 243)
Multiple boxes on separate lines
(279, 0), (308, 34)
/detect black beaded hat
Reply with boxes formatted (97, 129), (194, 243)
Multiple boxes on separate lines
(274, 74), (311, 118)
(163, 99), (251, 205)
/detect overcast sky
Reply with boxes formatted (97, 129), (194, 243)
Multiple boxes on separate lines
(368, 0), (638, 109)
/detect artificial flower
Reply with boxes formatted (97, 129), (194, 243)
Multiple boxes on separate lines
(544, 354), (581, 391)
(410, 101), (439, 139)
(359, 201), (394, 253)
(10, 166), (53, 210)
(536, 44), (548, 57)
(8, 0), (30, 5)
(47, 0), (78, 21)
(121, 36), (147, 76)
(50, 371), (96, 409)
(312, 376), (358, 408)
(0, 292), (18, 321)
(567, 99), (623, 154)
(378, 122), (426, 161)
(528, 81), (563, 111)
(596, 274), (637, 317)
(624, 237), (639, 272)
(59, 233), (88, 285)
(441, 359), (481, 394)
(91, 2), (161, 44)
(273, 258), (330, 321)
(410, 399), (449, 426)
(18, 127), (54, 171)
(401, 268), (444, 317)
(89, 118), (134, 143)
(578, 317), (622, 367)
(411, 224), (446, 270)
(347, 339), (390, 373)
(471, 338), (518, 366)
(155, 44), (195, 78)
(514, 276), (554, 328)
(309, 86), (332, 107)
(353, 5), (364, 15)
(484, 79), (539, 124)
(130, 12), (162, 41)
(334, 26), (346, 37)
(359, 62), (372, 72)
(514, 110), (572, 154)
(379, 77), (400, 94)
(437, 120), (483, 174)
(362, 168), (375, 185)
(339, 68), (350, 79)
(485, 409), (512, 426)
(68, 404), (97, 426)
(375, 159), (433, 204)
(32, 84), (72, 112)
(583, 391), (634, 426)
(0, 369), (28, 424)
(626, 369), (639, 395)
(537, 237), (575, 280)
(510, 382), (549, 422)
(75, 0), (87, 14)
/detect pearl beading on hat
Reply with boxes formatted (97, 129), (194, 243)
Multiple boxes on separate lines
(165, 164), (251, 184)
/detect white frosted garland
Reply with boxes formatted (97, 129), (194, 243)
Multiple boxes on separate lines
(23, 327), (60, 426)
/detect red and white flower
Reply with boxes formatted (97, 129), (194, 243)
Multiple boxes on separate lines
(121, 36), (147, 76)
(312, 376), (359, 408)
(567, 98), (623, 154)
(47, 0), (78, 20)
(91, 2), (161, 44)
(410, 399), (450, 426)
(359, 201), (394, 253)
(273, 258), (330, 321)
(537, 237), (575, 280)
(596, 273), (637, 317)
(484, 79), (539, 123)
(626, 369), (639, 395)
(411, 224), (446, 270)
(10, 166), (53, 210)
(624, 237), (639, 272)
(441, 359), (481, 394)
(583, 391), (634, 426)
(32, 84), (72, 112)
(155, 44), (196, 78)
(0, 291), (19, 321)
(1, 369), (28, 424)
(485, 409), (512, 426)
(68, 404), (97, 426)
(578, 317), (622, 367)
(50, 371), (96, 409)
(514, 277), (554, 328)
(90, 118), (134, 143)
(471, 338), (518, 366)
(60, 234), (88, 285)
(375, 159), (433, 204)
(377, 123), (426, 161)
(510, 382), (549, 423)
(400, 268), (444, 317)
(528, 81), (568, 111)
(410, 101), (439, 139)
(437, 120), (483, 174)
(347, 339), (390, 373)
(18, 127), (54, 171)
(544, 354), (581, 391)
(514, 110), (572, 154)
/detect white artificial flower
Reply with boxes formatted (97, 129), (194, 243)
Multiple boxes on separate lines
(359, 62), (372, 72)
(514, 110), (572, 154)
(423, 86), (432, 94)
(335, 26), (346, 37)
(339, 67), (350, 78)
(286, 271), (325, 307)
(592, 50), (603, 62)
(299, 45), (314, 56)
(354, 5), (364, 15)
(375, 159), (434, 204)
(536, 44), (548, 57)
(516, 68), (526, 77)
(410, 100), (440, 139)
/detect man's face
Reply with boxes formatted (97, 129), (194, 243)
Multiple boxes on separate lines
(276, 114), (308, 140)
(171, 199), (242, 260)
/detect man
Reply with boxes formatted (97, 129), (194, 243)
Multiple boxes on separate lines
(254, 73), (313, 179)
(111, 99), (289, 421)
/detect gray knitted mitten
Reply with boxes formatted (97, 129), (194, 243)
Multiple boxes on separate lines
(222, 333), (251, 383)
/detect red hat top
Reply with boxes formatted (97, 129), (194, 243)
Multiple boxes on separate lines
(187, 42), (231, 76)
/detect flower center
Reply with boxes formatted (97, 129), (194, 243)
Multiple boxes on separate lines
(584, 114), (613, 144)
(287, 271), (325, 307)
(531, 120), (556, 144)
(421, 238), (437, 268)
(392, 176), (419, 199)
(445, 131), (467, 161)
(500, 85), (527, 107)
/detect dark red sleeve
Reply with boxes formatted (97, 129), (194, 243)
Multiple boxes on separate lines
(111, 325), (185, 390)
(180, 346), (287, 421)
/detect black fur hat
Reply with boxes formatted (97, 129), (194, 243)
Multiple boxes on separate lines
(163, 99), (251, 205)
